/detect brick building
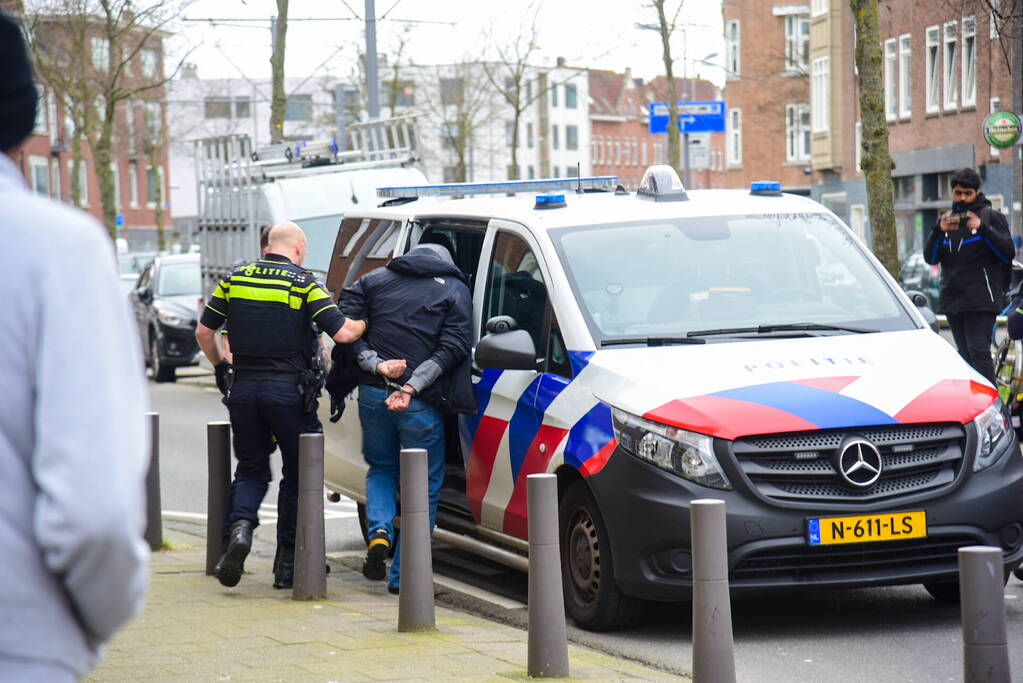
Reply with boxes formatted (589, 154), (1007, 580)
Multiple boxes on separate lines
(721, 0), (815, 194)
(812, 0), (1014, 259)
(589, 69), (722, 191)
(10, 12), (171, 251)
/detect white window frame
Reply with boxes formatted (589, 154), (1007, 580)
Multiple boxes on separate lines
(641, 138), (648, 166)
(29, 156), (49, 196)
(884, 38), (898, 121)
(140, 48), (158, 79)
(962, 16), (977, 108)
(67, 159), (88, 207)
(785, 103), (811, 162)
(899, 34), (912, 119)
(784, 14), (810, 72)
(111, 162), (120, 210)
(91, 37), (109, 72)
(811, 57), (829, 132)
(727, 108), (742, 166)
(943, 21), (958, 111)
(47, 91), (58, 144)
(811, 0), (828, 17)
(34, 87), (47, 133)
(128, 160), (139, 208)
(925, 26), (940, 113)
(726, 20), (741, 77)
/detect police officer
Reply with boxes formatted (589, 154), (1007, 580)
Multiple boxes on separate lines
(195, 221), (366, 589)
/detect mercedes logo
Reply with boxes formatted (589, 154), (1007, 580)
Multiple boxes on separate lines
(837, 439), (883, 488)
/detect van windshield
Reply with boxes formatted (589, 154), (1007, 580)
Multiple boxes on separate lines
(551, 213), (917, 344)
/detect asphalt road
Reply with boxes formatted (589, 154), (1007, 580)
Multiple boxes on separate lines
(149, 367), (1023, 682)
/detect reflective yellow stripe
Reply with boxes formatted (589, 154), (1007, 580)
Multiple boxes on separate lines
(1016, 308), (1023, 315)
(205, 303), (226, 317)
(231, 275), (293, 287)
(291, 281), (318, 294)
(307, 286), (331, 303)
(213, 282), (229, 300)
(310, 302), (338, 320)
(228, 284), (304, 310)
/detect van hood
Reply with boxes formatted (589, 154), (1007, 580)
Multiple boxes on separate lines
(586, 329), (997, 440)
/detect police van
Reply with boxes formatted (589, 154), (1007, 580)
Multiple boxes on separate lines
(322, 166), (1023, 631)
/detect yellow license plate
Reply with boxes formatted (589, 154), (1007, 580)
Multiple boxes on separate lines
(807, 511), (927, 546)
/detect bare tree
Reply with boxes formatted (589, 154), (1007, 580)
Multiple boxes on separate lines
(269, 0), (288, 143)
(652, 0), (683, 172)
(851, 0), (898, 277)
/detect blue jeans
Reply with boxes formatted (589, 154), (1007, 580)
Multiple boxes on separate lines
(358, 384), (445, 589)
(225, 379), (321, 550)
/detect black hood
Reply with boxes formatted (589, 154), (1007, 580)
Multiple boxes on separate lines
(387, 244), (467, 282)
(963, 192), (993, 213)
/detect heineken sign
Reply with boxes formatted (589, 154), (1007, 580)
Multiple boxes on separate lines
(983, 111), (1022, 149)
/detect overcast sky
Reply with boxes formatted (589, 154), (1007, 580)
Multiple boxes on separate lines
(169, 0), (726, 88)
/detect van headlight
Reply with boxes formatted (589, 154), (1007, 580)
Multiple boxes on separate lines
(611, 407), (732, 490)
(973, 400), (1012, 472)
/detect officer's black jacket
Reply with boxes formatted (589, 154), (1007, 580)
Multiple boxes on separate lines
(923, 193), (1014, 314)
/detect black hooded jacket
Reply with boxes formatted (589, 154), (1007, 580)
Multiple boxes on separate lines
(923, 192), (1014, 314)
(332, 245), (476, 414)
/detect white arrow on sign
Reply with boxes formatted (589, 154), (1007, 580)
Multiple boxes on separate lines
(680, 115), (696, 125)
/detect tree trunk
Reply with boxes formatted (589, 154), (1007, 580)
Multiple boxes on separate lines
(70, 132), (84, 208)
(654, 0), (680, 173)
(850, 0), (898, 278)
(149, 146), (166, 251)
(269, 0), (289, 144)
(510, 106), (521, 179)
(94, 102), (118, 239)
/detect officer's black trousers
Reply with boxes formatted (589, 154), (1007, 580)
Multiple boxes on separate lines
(224, 379), (322, 550)
(947, 311), (998, 385)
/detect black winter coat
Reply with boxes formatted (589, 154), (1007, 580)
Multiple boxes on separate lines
(335, 247), (477, 414)
(923, 193), (1014, 314)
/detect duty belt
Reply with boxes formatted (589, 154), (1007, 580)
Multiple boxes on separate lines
(232, 370), (303, 384)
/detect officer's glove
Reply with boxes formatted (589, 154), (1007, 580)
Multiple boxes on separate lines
(214, 360), (233, 396)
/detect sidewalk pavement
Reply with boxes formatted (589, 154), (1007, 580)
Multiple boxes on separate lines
(88, 525), (687, 682)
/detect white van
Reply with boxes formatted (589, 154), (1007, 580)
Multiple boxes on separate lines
(322, 166), (1023, 631)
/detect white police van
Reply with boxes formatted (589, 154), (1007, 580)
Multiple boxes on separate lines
(322, 166), (1023, 631)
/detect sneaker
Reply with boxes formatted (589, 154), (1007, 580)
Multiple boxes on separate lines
(215, 520), (253, 588)
(362, 529), (390, 581)
(387, 584), (399, 595)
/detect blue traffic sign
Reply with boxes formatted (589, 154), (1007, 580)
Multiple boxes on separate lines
(649, 100), (727, 134)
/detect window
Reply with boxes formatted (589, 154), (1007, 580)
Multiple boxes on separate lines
(944, 21), (958, 110)
(34, 88), (46, 133)
(146, 164), (163, 207)
(641, 139), (647, 166)
(566, 166), (579, 177)
(811, 57), (829, 131)
(385, 80), (415, 107)
(234, 97), (251, 118)
(992, 0), (1001, 39)
(440, 78), (464, 106)
(68, 159), (88, 207)
(786, 103), (810, 161)
(128, 161), (139, 208)
(125, 104), (136, 154)
(47, 92), (57, 144)
(527, 165), (535, 179)
(565, 83), (578, 108)
(485, 231), (548, 353)
(552, 124), (559, 150)
(440, 122), (458, 148)
(140, 48), (158, 79)
(29, 156), (49, 197)
(50, 159), (60, 200)
(926, 26), (940, 113)
(811, 0), (828, 16)
(526, 122), (534, 148)
(91, 37), (109, 71)
(727, 108), (742, 165)
(553, 166), (560, 178)
(525, 79), (533, 102)
(855, 121), (863, 172)
(551, 85), (558, 107)
(204, 97), (231, 119)
(784, 14), (810, 71)
(284, 94), (313, 121)
(893, 176), (916, 203)
(884, 38), (897, 121)
(726, 20), (741, 77)
(899, 34), (911, 118)
(566, 125), (578, 151)
(63, 95), (76, 137)
(145, 101), (162, 142)
(962, 17), (977, 107)
(505, 120), (515, 148)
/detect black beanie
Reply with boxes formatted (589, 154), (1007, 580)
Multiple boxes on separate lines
(0, 11), (39, 153)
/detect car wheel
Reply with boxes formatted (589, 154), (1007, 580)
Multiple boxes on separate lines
(559, 481), (643, 631)
(151, 335), (176, 383)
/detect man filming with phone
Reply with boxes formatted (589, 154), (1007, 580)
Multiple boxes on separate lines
(924, 167), (1013, 384)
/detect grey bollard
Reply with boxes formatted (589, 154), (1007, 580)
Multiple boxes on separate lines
(144, 412), (163, 551)
(527, 473), (570, 678)
(293, 433), (327, 600)
(398, 448), (436, 632)
(959, 546), (1011, 682)
(205, 422), (232, 575)
(691, 499), (736, 683)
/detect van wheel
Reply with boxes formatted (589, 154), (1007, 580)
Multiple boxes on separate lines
(559, 481), (643, 631)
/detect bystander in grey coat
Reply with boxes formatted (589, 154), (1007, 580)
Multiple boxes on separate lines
(0, 10), (150, 681)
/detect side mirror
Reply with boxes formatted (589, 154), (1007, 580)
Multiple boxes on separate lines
(138, 288), (152, 303)
(906, 289), (940, 333)
(475, 329), (538, 371)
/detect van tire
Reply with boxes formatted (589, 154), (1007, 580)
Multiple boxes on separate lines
(559, 481), (643, 631)
(151, 335), (176, 383)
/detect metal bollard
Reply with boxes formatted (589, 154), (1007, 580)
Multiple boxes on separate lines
(397, 448), (436, 632)
(293, 433), (327, 600)
(691, 499), (736, 683)
(959, 546), (1011, 682)
(205, 422), (232, 575)
(527, 473), (570, 678)
(144, 412), (163, 551)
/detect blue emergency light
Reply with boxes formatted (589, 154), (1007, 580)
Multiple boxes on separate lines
(377, 176), (618, 199)
(750, 180), (783, 196)
(534, 192), (567, 209)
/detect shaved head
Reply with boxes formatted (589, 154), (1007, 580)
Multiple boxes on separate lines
(266, 221), (309, 265)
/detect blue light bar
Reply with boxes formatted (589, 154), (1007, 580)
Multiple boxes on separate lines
(750, 180), (782, 195)
(377, 176), (618, 199)
(534, 192), (566, 209)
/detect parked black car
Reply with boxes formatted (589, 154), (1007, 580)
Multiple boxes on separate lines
(899, 251), (941, 309)
(129, 253), (201, 382)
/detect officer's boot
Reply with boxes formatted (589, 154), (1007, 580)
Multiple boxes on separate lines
(273, 543), (295, 590)
(215, 519), (253, 588)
